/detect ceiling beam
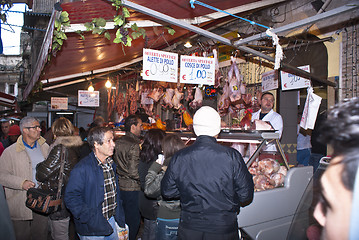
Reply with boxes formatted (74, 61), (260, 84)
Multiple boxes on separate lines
(233, 2), (359, 46)
(65, 0), (286, 33)
(122, 0), (337, 87)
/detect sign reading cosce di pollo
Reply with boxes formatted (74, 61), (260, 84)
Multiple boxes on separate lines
(142, 49), (178, 82)
(180, 55), (215, 85)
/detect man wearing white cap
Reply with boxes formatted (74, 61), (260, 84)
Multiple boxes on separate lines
(161, 106), (254, 240)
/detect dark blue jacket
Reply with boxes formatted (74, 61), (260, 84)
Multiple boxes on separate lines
(64, 152), (125, 236)
(161, 135), (254, 234)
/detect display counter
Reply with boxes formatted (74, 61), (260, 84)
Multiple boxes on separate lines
(167, 129), (290, 169)
(237, 166), (313, 240)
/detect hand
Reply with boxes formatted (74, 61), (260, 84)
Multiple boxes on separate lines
(22, 180), (35, 190)
(161, 166), (167, 172)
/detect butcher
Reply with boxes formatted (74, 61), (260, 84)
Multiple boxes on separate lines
(251, 91), (283, 152)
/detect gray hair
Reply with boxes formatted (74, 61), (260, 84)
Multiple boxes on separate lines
(20, 116), (39, 134)
(87, 127), (112, 150)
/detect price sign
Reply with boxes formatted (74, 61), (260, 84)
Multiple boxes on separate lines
(180, 55), (215, 85)
(78, 90), (99, 107)
(51, 97), (68, 110)
(261, 70), (278, 92)
(281, 65), (311, 91)
(142, 49), (178, 82)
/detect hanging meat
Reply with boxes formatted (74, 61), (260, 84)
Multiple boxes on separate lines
(128, 85), (139, 115)
(107, 88), (115, 121)
(218, 82), (230, 116)
(189, 87), (203, 110)
(172, 87), (184, 109)
(185, 85), (195, 102)
(148, 87), (164, 102)
(162, 88), (175, 109)
(228, 58), (242, 103)
(116, 92), (126, 119)
(140, 88), (154, 117)
(213, 49), (223, 88)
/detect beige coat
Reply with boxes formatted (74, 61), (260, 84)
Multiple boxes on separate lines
(0, 136), (49, 220)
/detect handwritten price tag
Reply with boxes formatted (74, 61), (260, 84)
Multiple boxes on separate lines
(280, 65), (311, 91)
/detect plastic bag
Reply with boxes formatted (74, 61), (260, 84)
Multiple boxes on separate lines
(116, 223), (129, 240)
(300, 87), (322, 130)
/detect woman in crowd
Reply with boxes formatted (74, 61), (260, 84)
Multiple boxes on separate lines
(139, 129), (166, 240)
(144, 134), (185, 240)
(36, 117), (83, 240)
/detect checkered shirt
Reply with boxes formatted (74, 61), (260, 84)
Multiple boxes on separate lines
(95, 155), (117, 220)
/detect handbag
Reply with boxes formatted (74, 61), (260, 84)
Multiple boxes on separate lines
(26, 145), (66, 215)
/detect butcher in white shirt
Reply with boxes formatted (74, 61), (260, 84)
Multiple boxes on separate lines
(251, 92), (283, 152)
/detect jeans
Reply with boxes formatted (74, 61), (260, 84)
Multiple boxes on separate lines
(78, 216), (118, 240)
(156, 218), (179, 240)
(309, 153), (324, 173)
(297, 148), (311, 166)
(119, 190), (140, 240)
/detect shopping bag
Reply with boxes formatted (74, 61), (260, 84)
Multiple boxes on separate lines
(300, 87), (322, 130)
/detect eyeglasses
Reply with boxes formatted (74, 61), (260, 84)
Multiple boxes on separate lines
(25, 125), (41, 130)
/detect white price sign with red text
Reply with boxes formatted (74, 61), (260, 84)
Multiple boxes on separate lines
(180, 55), (215, 85)
(142, 49), (178, 82)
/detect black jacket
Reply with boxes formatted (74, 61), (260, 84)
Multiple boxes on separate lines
(161, 135), (254, 234)
(138, 160), (158, 220)
(36, 136), (83, 219)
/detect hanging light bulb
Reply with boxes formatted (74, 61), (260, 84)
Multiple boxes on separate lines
(105, 79), (112, 88)
(184, 41), (192, 48)
(88, 82), (94, 92)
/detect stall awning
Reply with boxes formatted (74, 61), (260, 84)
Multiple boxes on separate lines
(23, 0), (286, 99)
(0, 92), (18, 108)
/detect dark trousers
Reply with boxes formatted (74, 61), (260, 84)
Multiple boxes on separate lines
(120, 190), (141, 240)
(12, 212), (49, 240)
(142, 218), (156, 240)
(178, 225), (239, 240)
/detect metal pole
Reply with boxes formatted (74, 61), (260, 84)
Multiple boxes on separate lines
(122, 0), (342, 87)
(233, 2), (359, 46)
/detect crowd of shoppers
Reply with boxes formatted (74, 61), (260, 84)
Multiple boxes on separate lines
(9, 98), (359, 240)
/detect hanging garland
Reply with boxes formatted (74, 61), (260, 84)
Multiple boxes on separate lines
(50, 11), (70, 59)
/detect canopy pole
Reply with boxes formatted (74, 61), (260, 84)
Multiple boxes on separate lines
(122, 0), (341, 87)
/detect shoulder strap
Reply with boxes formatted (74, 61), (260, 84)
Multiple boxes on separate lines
(56, 145), (66, 199)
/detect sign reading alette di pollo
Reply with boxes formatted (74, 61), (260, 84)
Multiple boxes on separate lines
(142, 49), (178, 82)
(180, 55), (215, 85)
